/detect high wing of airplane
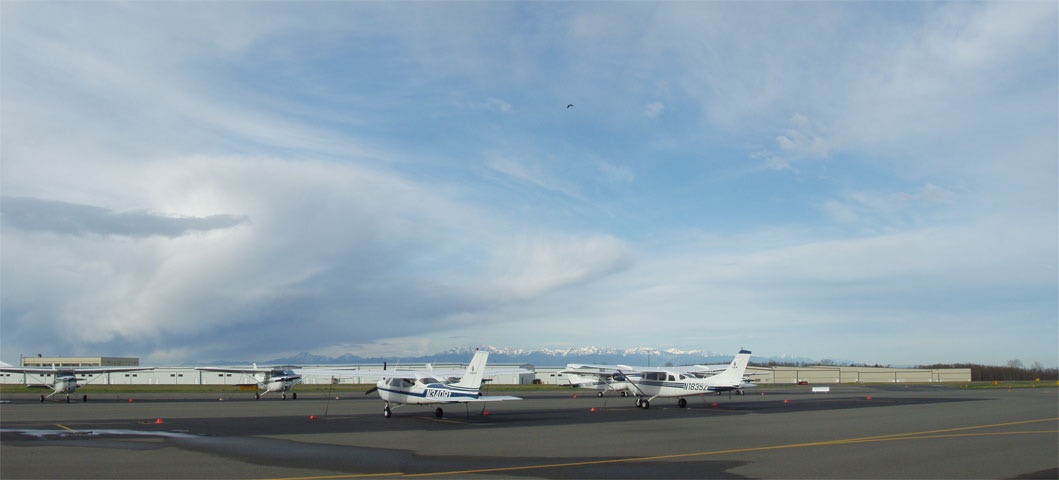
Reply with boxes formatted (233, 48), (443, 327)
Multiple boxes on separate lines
(298, 351), (527, 418)
(562, 349), (754, 409)
(194, 364), (302, 399)
(0, 364), (155, 403)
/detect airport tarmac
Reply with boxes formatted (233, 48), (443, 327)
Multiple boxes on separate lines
(2, 385), (1056, 479)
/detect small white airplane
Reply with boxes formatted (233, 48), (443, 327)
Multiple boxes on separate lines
(299, 351), (524, 418)
(195, 364), (302, 399)
(562, 349), (755, 409)
(563, 360), (763, 397)
(0, 363), (154, 403)
(562, 369), (633, 397)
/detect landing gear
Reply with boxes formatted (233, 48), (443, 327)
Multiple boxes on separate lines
(83, 394), (88, 403)
(255, 392), (260, 400)
(384, 406), (392, 418)
(40, 395), (45, 403)
(736, 390), (744, 395)
(435, 407), (444, 418)
(597, 391), (604, 397)
(282, 393), (287, 400)
(641, 399), (650, 409)
(65, 395), (70, 403)
(292, 392), (297, 400)
(620, 391), (629, 397)
(678, 398), (687, 408)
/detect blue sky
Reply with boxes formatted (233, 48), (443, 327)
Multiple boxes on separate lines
(1, 2), (1056, 367)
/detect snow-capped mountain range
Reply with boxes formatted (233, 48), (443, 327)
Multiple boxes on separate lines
(253, 345), (819, 367)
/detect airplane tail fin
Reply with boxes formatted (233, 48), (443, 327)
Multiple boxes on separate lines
(452, 351), (489, 390)
(709, 349), (752, 386)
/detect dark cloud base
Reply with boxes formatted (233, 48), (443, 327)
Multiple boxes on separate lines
(1, 196), (247, 237)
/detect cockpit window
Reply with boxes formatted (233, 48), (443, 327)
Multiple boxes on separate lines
(667, 374), (676, 381)
(419, 377), (440, 384)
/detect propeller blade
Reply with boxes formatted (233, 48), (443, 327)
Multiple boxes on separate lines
(364, 386), (378, 395)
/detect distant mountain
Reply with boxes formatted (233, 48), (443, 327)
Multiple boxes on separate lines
(259, 346), (819, 367)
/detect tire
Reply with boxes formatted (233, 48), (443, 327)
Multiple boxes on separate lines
(40, 395), (45, 403)
(255, 393), (260, 400)
(83, 394), (88, 403)
(635, 398), (642, 408)
(292, 392), (297, 400)
(435, 407), (444, 418)
(66, 396), (70, 403)
(282, 393), (287, 400)
(678, 398), (687, 408)
(384, 407), (392, 418)
(621, 391), (629, 397)
(597, 391), (604, 397)
(642, 400), (650, 409)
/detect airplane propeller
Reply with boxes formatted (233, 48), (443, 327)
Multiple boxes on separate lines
(364, 386), (378, 395)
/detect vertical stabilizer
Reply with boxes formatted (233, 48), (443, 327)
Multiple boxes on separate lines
(708, 349), (752, 386)
(453, 351), (489, 390)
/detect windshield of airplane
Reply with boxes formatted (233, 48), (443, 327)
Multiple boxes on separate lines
(419, 377), (440, 384)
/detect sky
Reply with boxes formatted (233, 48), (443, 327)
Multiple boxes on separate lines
(1, 2), (1056, 367)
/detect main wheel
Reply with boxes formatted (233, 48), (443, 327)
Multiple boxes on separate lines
(282, 393), (287, 400)
(292, 392), (297, 400)
(678, 398), (687, 408)
(40, 395), (45, 403)
(384, 406), (392, 418)
(597, 391), (604, 397)
(434, 407), (444, 418)
(635, 398), (642, 407)
(66, 396), (70, 403)
(642, 400), (650, 409)
(621, 391), (629, 397)
(83, 394), (88, 403)
(255, 392), (260, 400)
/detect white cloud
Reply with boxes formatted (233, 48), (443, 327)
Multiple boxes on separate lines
(643, 101), (665, 118)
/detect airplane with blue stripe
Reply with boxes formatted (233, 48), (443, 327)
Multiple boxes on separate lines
(300, 351), (524, 418)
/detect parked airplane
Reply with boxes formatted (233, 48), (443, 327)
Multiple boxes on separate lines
(562, 349), (754, 409)
(563, 361), (763, 397)
(0, 363), (154, 402)
(195, 364), (302, 399)
(299, 351), (524, 418)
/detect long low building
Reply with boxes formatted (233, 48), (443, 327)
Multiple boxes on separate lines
(1, 363), (535, 386)
(1, 357), (969, 386)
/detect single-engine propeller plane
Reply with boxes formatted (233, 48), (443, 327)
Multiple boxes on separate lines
(562, 349), (755, 409)
(195, 364), (302, 399)
(299, 351), (525, 418)
(0, 363), (154, 403)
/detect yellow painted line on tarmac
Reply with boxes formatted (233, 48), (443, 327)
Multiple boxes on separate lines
(257, 417), (1059, 480)
(53, 423), (74, 431)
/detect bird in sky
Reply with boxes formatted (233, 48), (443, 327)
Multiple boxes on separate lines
(566, 104), (575, 109)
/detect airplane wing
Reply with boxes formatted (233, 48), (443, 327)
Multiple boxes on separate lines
(295, 368), (419, 380)
(444, 395), (522, 403)
(195, 366), (283, 374)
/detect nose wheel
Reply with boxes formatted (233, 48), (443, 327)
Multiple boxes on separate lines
(384, 406), (392, 418)
(678, 398), (687, 408)
(292, 392), (297, 400)
(597, 391), (604, 397)
(435, 407), (444, 418)
(83, 394), (89, 403)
